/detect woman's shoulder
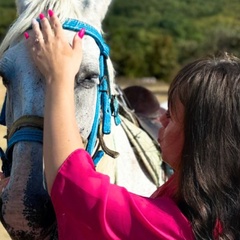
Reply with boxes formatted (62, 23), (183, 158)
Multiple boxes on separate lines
(140, 195), (193, 238)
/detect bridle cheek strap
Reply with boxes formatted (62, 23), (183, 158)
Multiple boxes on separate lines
(63, 19), (121, 157)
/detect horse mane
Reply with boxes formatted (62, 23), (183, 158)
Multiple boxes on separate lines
(0, 0), (116, 93)
(0, 0), (98, 57)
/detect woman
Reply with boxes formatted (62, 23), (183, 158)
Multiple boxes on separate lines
(26, 10), (240, 239)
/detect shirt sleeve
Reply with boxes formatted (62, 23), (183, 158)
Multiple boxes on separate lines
(51, 149), (193, 240)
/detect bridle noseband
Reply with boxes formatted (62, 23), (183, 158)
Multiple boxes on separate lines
(0, 19), (121, 176)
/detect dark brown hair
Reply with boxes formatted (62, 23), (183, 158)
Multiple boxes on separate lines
(168, 53), (240, 239)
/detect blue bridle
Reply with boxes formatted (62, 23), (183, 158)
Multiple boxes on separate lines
(0, 18), (121, 175)
(63, 19), (121, 161)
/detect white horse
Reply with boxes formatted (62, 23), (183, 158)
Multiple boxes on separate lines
(0, 0), (164, 239)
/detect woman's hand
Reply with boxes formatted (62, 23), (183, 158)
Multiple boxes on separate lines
(26, 10), (85, 85)
(24, 11), (85, 193)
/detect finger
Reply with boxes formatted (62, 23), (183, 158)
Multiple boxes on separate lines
(31, 19), (44, 45)
(38, 13), (54, 42)
(24, 31), (36, 52)
(72, 29), (84, 50)
(24, 30), (41, 65)
(48, 11), (64, 39)
(72, 30), (84, 61)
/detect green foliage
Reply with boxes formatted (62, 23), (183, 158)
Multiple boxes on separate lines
(0, 0), (15, 7)
(0, 0), (16, 41)
(1, 0), (240, 82)
(104, 0), (240, 82)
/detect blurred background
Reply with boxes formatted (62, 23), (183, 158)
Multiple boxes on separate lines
(1, 0), (240, 83)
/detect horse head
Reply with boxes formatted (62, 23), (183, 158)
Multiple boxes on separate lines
(0, 0), (114, 239)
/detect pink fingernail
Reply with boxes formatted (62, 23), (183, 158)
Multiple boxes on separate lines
(24, 32), (29, 39)
(39, 13), (45, 20)
(78, 28), (85, 39)
(48, 9), (54, 17)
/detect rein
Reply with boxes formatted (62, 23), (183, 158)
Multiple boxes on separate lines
(0, 18), (121, 176)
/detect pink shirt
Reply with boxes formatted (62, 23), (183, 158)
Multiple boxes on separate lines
(51, 149), (194, 240)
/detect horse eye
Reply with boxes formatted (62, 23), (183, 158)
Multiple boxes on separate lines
(76, 73), (99, 89)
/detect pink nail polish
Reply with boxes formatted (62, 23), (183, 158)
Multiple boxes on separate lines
(24, 32), (29, 39)
(48, 9), (54, 17)
(39, 13), (45, 20)
(78, 28), (85, 39)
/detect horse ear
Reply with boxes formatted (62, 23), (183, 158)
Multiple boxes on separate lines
(78, 0), (112, 29)
(99, 0), (112, 21)
(15, 0), (31, 14)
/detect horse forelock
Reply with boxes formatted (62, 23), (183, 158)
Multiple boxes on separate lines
(0, 0), (111, 58)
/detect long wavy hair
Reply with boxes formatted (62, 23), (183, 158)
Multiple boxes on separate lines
(168, 53), (240, 239)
